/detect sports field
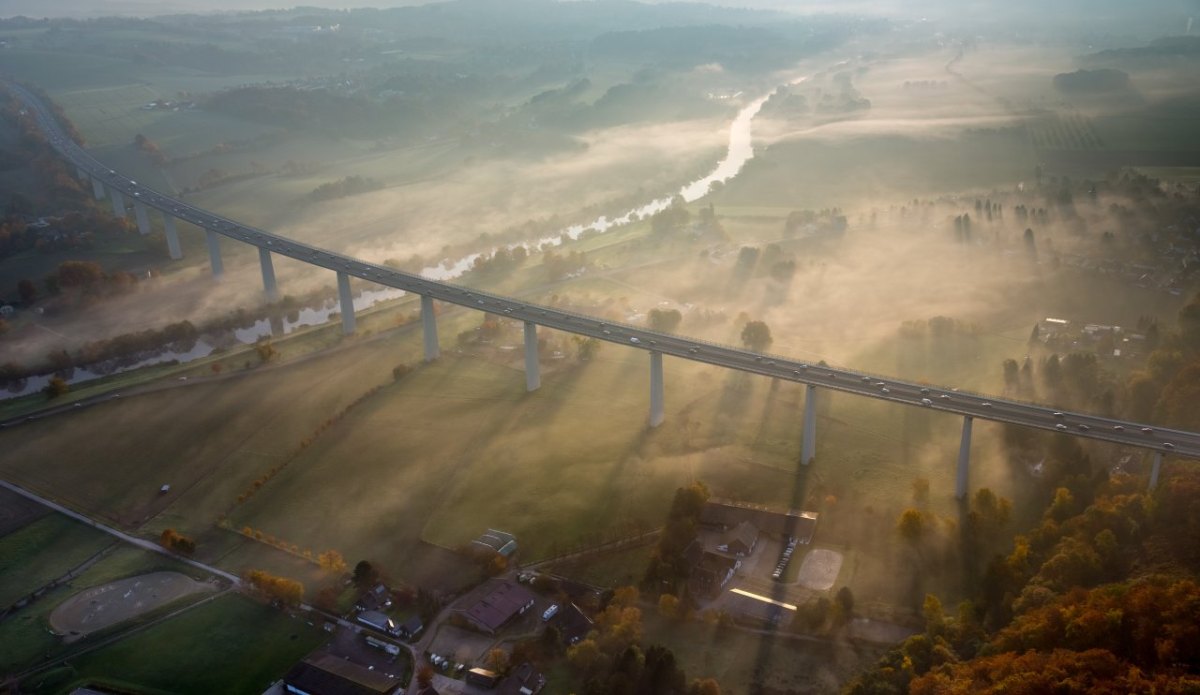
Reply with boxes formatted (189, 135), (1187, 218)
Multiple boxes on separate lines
(24, 593), (328, 695)
(49, 571), (219, 639)
(0, 529), (217, 676)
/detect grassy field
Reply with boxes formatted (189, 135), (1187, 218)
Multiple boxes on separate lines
(0, 514), (114, 607)
(544, 542), (657, 589)
(0, 323), (420, 532)
(222, 332), (1001, 599)
(1, 268), (1039, 610)
(641, 611), (886, 695)
(715, 129), (1036, 211)
(0, 534), (216, 676)
(23, 593), (328, 695)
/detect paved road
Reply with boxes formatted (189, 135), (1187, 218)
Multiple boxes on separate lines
(0, 480), (241, 585)
(6, 79), (1199, 459)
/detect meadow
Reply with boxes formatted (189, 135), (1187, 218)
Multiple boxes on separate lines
(0, 525), (220, 677)
(0, 514), (113, 608)
(24, 593), (327, 695)
(641, 611), (887, 695)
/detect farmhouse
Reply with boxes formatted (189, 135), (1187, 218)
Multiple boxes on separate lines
(282, 652), (403, 695)
(355, 583), (392, 612)
(701, 498), (819, 544)
(458, 578), (536, 634)
(689, 550), (740, 599)
(549, 602), (593, 645)
(398, 615), (424, 640)
(498, 662), (546, 695)
(465, 667), (501, 688)
(356, 610), (397, 636)
(721, 520), (759, 556)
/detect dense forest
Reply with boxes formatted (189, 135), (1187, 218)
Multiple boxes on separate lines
(846, 289), (1200, 693)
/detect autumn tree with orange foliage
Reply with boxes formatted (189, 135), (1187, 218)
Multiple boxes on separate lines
(910, 648), (1200, 695)
(159, 528), (195, 556)
(245, 569), (304, 606)
(846, 464), (1200, 695)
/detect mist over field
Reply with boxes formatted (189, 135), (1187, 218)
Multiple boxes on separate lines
(2, 0), (1200, 693)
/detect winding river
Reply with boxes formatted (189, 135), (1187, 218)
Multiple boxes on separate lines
(418, 81), (792, 280)
(5, 78), (796, 399)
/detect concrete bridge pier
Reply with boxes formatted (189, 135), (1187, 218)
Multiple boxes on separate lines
(523, 321), (540, 392)
(421, 295), (439, 361)
(91, 176), (105, 200)
(110, 188), (126, 219)
(337, 271), (356, 335)
(133, 200), (151, 235)
(258, 248), (278, 302)
(801, 384), (817, 465)
(163, 215), (182, 260)
(205, 230), (223, 277)
(649, 351), (664, 428)
(956, 415), (974, 500)
(76, 165), (88, 181)
(1149, 451), (1164, 490)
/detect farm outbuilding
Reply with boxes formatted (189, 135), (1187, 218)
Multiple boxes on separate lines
(282, 652), (403, 695)
(472, 528), (518, 557)
(701, 498), (819, 544)
(458, 578), (536, 634)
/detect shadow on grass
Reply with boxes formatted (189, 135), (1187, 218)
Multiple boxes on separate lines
(743, 451), (814, 694)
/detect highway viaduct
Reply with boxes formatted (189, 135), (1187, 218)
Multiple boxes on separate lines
(8, 80), (1197, 498)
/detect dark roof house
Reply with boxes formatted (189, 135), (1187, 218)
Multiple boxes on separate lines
(688, 550), (739, 600)
(356, 610), (397, 636)
(465, 667), (501, 688)
(550, 602), (594, 645)
(498, 662), (546, 695)
(282, 652), (404, 695)
(722, 520), (759, 556)
(356, 583), (391, 612)
(399, 615), (424, 639)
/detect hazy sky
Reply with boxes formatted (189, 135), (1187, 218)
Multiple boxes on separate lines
(3, 0), (1196, 24)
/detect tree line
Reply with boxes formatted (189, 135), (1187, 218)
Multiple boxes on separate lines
(845, 448), (1200, 692)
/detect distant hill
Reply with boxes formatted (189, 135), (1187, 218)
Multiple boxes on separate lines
(1052, 68), (1130, 94)
(1083, 35), (1200, 69)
